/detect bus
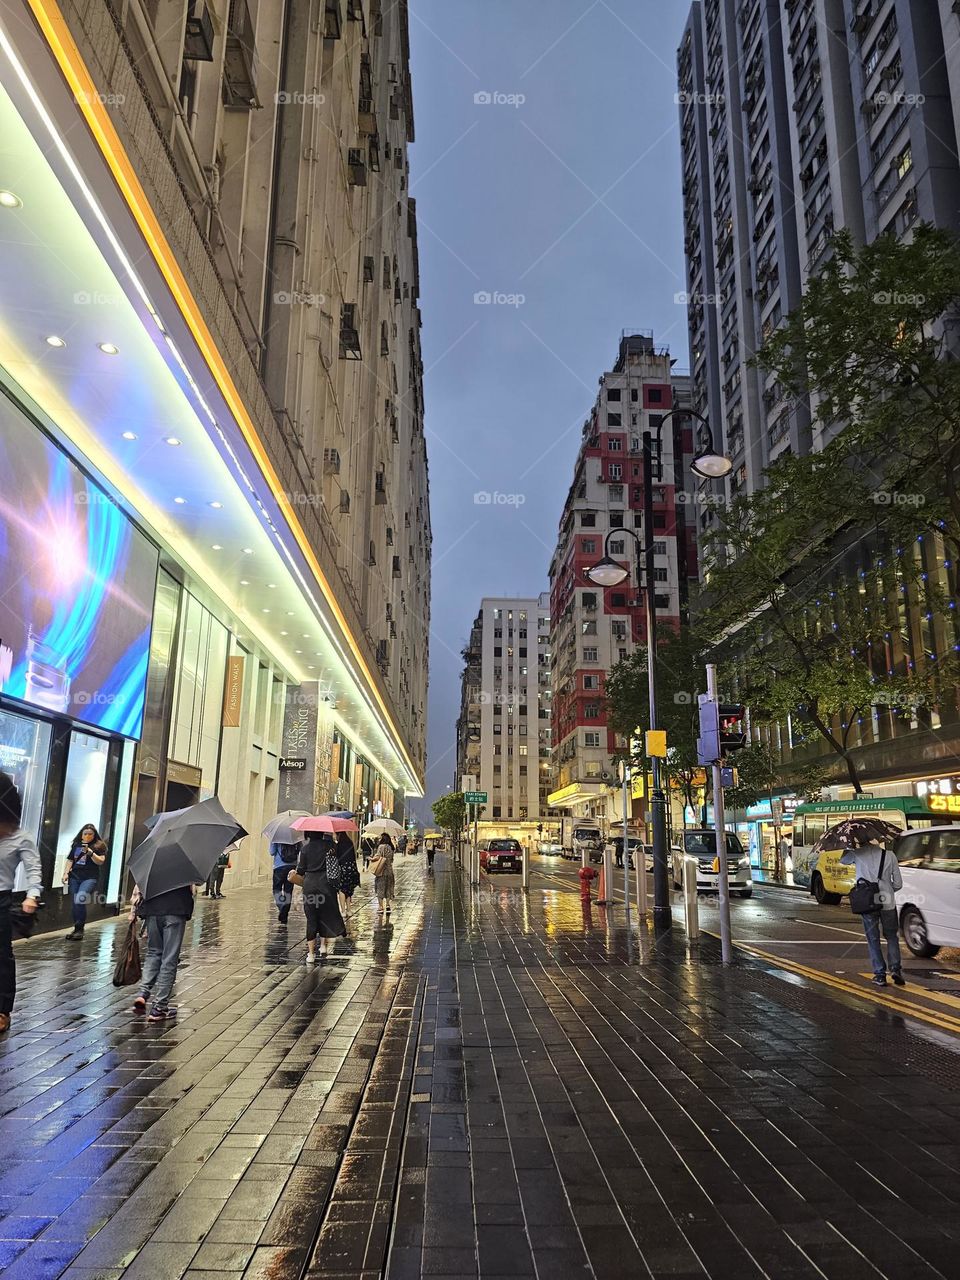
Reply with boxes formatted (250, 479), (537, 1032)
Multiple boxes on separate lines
(792, 796), (960, 904)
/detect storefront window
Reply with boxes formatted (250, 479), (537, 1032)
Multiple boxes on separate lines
(54, 730), (111, 882)
(169, 592), (228, 796)
(0, 706), (51, 847)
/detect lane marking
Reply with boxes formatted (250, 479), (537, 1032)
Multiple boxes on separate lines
(857, 975), (960, 1015)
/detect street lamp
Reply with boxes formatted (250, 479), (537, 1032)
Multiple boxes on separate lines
(586, 408), (730, 930)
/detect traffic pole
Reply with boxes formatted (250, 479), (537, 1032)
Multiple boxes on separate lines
(522, 838), (530, 892)
(706, 663), (733, 964)
(472, 804), (480, 888)
(622, 770), (631, 918)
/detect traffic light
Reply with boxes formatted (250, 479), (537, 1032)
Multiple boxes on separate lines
(697, 695), (719, 765)
(718, 704), (747, 752)
(537, 823), (544, 835)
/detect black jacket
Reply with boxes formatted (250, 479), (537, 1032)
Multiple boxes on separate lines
(138, 885), (195, 919)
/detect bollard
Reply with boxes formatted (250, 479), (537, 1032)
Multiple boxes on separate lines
(522, 841), (530, 892)
(683, 853), (699, 943)
(597, 841), (614, 905)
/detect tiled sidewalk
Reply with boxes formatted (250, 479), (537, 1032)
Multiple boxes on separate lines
(2, 858), (960, 1279)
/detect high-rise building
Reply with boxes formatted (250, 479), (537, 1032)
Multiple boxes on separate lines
(678, 0), (960, 508)
(455, 595), (553, 835)
(0, 0), (428, 930)
(547, 334), (697, 829)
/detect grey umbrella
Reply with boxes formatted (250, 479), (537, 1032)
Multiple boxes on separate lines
(261, 810), (312, 845)
(130, 797), (247, 897)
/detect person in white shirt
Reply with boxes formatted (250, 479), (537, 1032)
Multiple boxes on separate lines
(840, 837), (904, 987)
(0, 771), (42, 1033)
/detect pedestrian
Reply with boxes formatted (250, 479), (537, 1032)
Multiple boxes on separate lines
(360, 836), (374, 871)
(271, 839), (300, 924)
(840, 835), (905, 987)
(335, 831), (361, 918)
(133, 877), (196, 1022)
(613, 837), (624, 869)
(0, 771), (41, 1035)
(371, 834), (395, 915)
(204, 848), (230, 899)
(289, 833), (345, 963)
(62, 823), (107, 940)
(426, 841), (436, 874)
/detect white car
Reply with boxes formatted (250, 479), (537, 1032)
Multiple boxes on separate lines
(538, 840), (562, 856)
(895, 826), (960, 957)
(671, 830), (753, 898)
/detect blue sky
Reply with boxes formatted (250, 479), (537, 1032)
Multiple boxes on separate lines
(408, 0), (693, 818)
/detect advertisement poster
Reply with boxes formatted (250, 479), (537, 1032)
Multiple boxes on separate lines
(0, 396), (159, 738)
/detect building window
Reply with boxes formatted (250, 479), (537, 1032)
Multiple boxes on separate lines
(584, 703), (601, 719)
(647, 388), (663, 403)
(580, 512), (596, 527)
(611, 592), (627, 607)
(607, 388), (621, 401)
(610, 540), (625, 555)
(581, 538), (596, 554)
(610, 511), (624, 527)
(519, 745), (528, 756)
(583, 674), (600, 690)
(609, 484), (624, 500)
(618, 647), (627, 660)
(493, 723), (502, 735)
(609, 463), (622, 479)
(581, 620), (597, 635)
(583, 647), (598, 662)
(493, 764), (501, 774)
(631, 388), (639, 401)
(584, 731), (601, 747)
(608, 414), (622, 427)
(653, 541), (667, 555)
(585, 761), (601, 777)
(493, 806), (501, 818)
(608, 435), (623, 450)
(654, 567), (669, 582)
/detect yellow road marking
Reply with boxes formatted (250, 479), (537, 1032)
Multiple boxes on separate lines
(857, 974), (960, 1014)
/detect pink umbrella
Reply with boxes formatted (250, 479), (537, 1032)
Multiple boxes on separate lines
(291, 815), (357, 834)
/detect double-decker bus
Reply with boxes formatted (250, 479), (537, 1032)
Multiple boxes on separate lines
(792, 795), (960, 904)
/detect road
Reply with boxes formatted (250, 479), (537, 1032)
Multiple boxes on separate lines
(490, 854), (960, 1041)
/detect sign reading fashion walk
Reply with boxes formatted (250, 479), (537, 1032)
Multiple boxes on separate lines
(280, 683), (319, 814)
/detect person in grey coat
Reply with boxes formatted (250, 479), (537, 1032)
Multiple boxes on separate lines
(840, 837), (904, 987)
(372, 835), (395, 915)
(0, 772), (41, 1035)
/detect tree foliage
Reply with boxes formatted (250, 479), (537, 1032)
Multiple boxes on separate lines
(432, 792), (467, 839)
(699, 227), (960, 791)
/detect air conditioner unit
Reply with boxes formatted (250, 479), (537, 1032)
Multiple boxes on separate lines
(324, 0), (343, 38)
(184, 0), (215, 60)
(375, 472), (387, 504)
(339, 303), (362, 359)
(347, 148), (367, 186)
(358, 97), (377, 135)
(223, 0), (260, 109)
(339, 490), (351, 514)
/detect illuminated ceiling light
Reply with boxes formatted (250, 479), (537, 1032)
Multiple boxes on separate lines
(173, 496), (186, 504)
(307, 665), (315, 669)
(286, 611), (294, 616)
(121, 430), (137, 440)
(97, 342), (119, 355)
(0, 191), (22, 208)
(44, 335), (66, 348)
(208, 501), (223, 509)
(164, 436), (182, 446)
(242, 547), (253, 554)
(211, 544), (222, 550)
(268, 583), (276, 589)
(262, 608), (270, 614)
(295, 650), (303, 654)
(239, 579), (249, 585)
(280, 631), (288, 636)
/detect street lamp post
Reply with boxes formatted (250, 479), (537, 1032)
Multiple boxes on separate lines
(586, 409), (731, 932)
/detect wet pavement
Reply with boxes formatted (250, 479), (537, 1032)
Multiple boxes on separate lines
(2, 855), (960, 1279)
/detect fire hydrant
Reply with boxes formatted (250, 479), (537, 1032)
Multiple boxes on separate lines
(578, 865), (598, 902)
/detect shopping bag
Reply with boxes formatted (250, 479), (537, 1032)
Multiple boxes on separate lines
(112, 919), (143, 987)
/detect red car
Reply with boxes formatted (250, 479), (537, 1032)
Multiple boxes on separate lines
(479, 839), (523, 873)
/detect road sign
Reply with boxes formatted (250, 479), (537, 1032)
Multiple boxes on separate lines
(465, 791), (487, 805)
(645, 729), (667, 758)
(460, 774), (476, 793)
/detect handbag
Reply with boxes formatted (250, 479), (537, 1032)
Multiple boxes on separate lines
(370, 855), (388, 877)
(849, 849), (886, 915)
(112, 919), (143, 987)
(325, 851), (342, 885)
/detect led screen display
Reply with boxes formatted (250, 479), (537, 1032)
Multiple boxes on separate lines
(0, 392), (158, 738)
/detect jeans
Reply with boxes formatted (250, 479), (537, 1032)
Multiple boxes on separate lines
(206, 865), (225, 895)
(273, 864), (296, 920)
(0, 891), (13, 1015)
(139, 915), (187, 1007)
(69, 877), (98, 928)
(862, 908), (902, 978)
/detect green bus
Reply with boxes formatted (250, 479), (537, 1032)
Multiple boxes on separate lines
(792, 796), (960, 904)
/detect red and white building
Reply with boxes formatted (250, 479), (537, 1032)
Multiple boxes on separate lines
(547, 332), (697, 828)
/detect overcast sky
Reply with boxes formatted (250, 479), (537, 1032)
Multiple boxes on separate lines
(407, 0), (693, 820)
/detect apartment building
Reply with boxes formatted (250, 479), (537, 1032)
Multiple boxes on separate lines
(454, 596), (553, 837)
(675, 0), (960, 808)
(547, 334), (697, 829)
(0, 0), (428, 928)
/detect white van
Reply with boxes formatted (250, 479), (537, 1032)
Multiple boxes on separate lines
(895, 826), (960, 957)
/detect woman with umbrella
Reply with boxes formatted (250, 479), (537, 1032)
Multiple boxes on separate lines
(289, 817), (348, 962)
(371, 834), (396, 916)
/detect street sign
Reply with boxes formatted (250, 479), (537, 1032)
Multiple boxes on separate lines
(645, 729), (667, 758)
(460, 774), (476, 794)
(465, 791), (488, 805)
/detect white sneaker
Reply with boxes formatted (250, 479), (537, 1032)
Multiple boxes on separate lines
(305, 952), (316, 964)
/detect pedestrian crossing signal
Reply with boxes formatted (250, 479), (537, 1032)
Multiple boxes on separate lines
(718, 704), (747, 752)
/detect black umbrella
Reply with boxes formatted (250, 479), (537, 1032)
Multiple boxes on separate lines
(812, 817), (902, 854)
(129, 797), (246, 898)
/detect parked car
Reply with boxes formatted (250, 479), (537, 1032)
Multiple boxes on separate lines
(479, 838), (523, 873)
(604, 837), (653, 871)
(671, 830), (753, 897)
(538, 840), (563, 856)
(894, 826), (960, 957)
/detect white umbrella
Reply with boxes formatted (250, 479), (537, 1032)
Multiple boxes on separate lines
(362, 818), (404, 839)
(262, 810), (311, 844)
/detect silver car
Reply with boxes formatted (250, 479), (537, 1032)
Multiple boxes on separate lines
(671, 830), (753, 898)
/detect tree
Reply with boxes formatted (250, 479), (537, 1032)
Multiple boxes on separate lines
(758, 225), (960, 552)
(432, 792), (467, 842)
(605, 629), (706, 817)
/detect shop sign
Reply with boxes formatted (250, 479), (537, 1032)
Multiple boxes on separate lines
(167, 759), (201, 786)
(280, 758), (306, 772)
(222, 657), (244, 727)
(930, 794), (960, 816)
(281, 683), (318, 811)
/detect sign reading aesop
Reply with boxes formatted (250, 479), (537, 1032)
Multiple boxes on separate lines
(280, 683), (319, 811)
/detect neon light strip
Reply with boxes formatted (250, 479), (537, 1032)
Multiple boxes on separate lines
(5, 2), (422, 793)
